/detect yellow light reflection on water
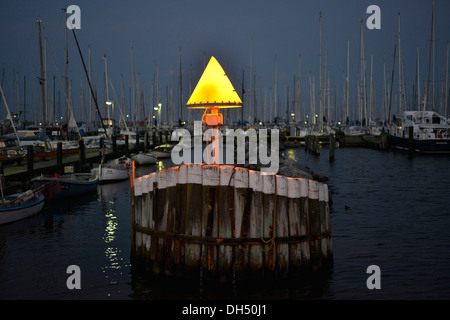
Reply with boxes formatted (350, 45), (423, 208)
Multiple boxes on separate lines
(103, 209), (117, 243)
(157, 160), (165, 171)
(287, 148), (297, 161)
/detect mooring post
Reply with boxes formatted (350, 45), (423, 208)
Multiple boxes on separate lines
(79, 139), (86, 170)
(99, 137), (104, 158)
(144, 132), (148, 152)
(112, 135), (117, 157)
(135, 131), (140, 153)
(27, 145), (34, 173)
(56, 142), (63, 172)
(329, 133), (335, 162)
(408, 126), (414, 157)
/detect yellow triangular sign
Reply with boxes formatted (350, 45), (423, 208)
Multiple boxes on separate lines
(187, 56), (242, 109)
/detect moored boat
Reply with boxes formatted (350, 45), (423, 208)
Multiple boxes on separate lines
(92, 156), (131, 183)
(131, 152), (157, 166)
(150, 144), (174, 159)
(31, 173), (99, 200)
(0, 190), (45, 225)
(388, 110), (450, 154)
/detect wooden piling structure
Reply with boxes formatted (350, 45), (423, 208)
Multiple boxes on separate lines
(131, 164), (333, 281)
(27, 145), (33, 173)
(329, 133), (335, 161)
(408, 126), (414, 157)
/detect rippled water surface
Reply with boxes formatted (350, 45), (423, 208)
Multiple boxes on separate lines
(1, 148), (449, 299)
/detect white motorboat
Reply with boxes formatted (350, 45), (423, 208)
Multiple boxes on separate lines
(92, 156), (131, 183)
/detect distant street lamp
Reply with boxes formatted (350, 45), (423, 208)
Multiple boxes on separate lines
(106, 101), (114, 132)
(158, 103), (162, 129)
(154, 102), (162, 129)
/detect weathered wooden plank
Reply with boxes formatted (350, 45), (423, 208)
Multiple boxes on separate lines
(262, 173), (276, 271)
(201, 165), (220, 276)
(275, 175), (289, 278)
(287, 177), (302, 276)
(232, 167), (249, 275)
(153, 169), (168, 274)
(298, 178), (311, 269)
(308, 179), (322, 272)
(217, 165), (234, 281)
(183, 164), (203, 275)
(248, 170), (264, 277)
(164, 167), (178, 275)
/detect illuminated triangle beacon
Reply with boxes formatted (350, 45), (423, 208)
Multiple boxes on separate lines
(187, 56), (242, 127)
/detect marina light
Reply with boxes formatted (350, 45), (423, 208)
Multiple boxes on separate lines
(187, 56), (242, 110)
(187, 56), (242, 164)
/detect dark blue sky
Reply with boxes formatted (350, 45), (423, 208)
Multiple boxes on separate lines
(0, 0), (449, 122)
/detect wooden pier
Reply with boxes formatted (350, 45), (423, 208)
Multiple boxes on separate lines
(0, 130), (174, 188)
(131, 163), (333, 281)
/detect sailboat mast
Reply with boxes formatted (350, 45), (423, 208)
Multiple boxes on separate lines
(319, 11), (323, 131)
(71, 27), (108, 137)
(249, 37), (253, 124)
(432, 1), (435, 110)
(131, 47), (136, 123)
(64, 8), (69, 125)
(425, 0), (435, 111)
(445, 41), (449, 117)
(346, 39), (350, 122)
(297, 54), (301, 123)
(179, 46), (183, 124)
(417, 47), (421, 110)
(37, 19), (46, 128)
(398, 12), (402, 115)
(274, 54), (277, 121)
(360, 20), (364, 128)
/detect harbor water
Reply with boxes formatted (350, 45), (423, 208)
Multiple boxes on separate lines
(1, 147), (449, 300)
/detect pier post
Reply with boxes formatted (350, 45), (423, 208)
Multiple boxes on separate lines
(125, 135), (129, 156)
(408, 126), (414, 157)
(135, 132), (140, 153)
(57, 142), (63, 171)
(79, 139), (86, 170)
(112, 135), (117, 157)
(144, 132), (148, 152)
(27, 145), (34, 173)
(99, 137), (104, 158)
(329, 134), (335, 161)
(313, 135), (320, 156)
(152, 131), (156, 147)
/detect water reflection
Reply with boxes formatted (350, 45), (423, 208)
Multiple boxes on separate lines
(103, 209), (117, 243)
(98, 181), (130, 286)
(129, 263), (333, 299)
(287, 148), (297, 161)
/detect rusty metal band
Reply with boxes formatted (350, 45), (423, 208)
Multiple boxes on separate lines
(134, 224), (331, 246)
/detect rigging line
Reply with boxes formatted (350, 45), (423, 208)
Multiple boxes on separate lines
(108, 77), (130, 133)
(41, 22), (81, 139)
(68, 20), (108, 138)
